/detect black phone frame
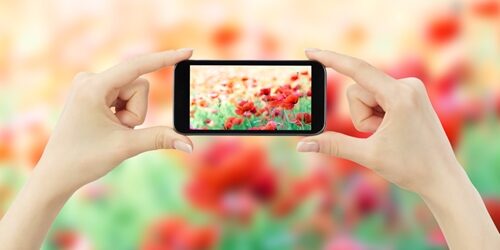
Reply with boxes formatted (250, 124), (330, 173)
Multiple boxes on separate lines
(173, 60), (325, 135)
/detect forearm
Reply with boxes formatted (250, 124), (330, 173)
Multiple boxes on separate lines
(420, 162), (500, 250)
(0, 165), (73, 249)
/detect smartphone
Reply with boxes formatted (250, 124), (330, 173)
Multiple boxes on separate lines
(173, 60), (325, 135)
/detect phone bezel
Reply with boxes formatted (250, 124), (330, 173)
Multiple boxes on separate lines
(173, 60), (325, 135)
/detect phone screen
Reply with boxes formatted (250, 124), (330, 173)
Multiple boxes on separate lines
(189, 65), (312, 131)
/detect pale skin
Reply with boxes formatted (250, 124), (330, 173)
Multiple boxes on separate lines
(0, 48), (498, 250)
(297, 49), (500, 250)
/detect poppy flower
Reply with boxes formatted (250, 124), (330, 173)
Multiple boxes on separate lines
(198, 99), (208, 107)
(425, 13), (460, 45)
(212, 24), (240, 48)
(249, 169), (277, 201)
(185, 140), (277, 218)
(51, 229), (90, 249)
(259, 87), (271, 96)
(471, 0), (499, 18)
(142, 218), (218, 250)
(271, 108), (282, 117)
(281, 94), (299, 110)
(235, 100), (257, 117)
(0, 129), (13, 162)
(255, 108), (268, 117)
(266, 94), (285, 108)
(290, 73), (299, 81)
(52, 230), (79, 249)
(224, 117), (243, 130)
(262, 121), (278, 130)
(295, 113), (312, 124)
(275, 84), (293, 96)
(352, 178), (379, 215)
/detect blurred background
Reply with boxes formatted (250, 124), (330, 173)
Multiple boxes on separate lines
(1, 0), (500, 249)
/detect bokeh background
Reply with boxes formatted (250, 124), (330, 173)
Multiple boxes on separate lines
(1, 0), (500, 249)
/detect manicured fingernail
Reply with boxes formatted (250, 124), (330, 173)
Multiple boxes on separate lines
(177, 48), (193, 52)
(296, 141), (320, 152)
(173, 140), (193, 153)
(305, 48), (320, 52)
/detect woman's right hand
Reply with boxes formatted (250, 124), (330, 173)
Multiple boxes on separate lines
(297, 49), (461, 196)
(297, 49), (500, 250)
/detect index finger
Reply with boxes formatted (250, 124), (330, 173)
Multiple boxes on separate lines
(305, 49), (395, 95)
(99, 49), (193, 88)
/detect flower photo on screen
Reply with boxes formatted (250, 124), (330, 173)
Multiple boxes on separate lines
(190, 66), (312, 130)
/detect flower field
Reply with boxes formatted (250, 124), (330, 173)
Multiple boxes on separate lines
(190, 66), (312, 130)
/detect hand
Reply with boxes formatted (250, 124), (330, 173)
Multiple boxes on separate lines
(36, 49), (194, 195)
(296, 49), (461, 196)
(297, 50), (500, 249)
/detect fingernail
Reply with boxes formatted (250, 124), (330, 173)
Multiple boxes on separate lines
(173, 140), (193, 153)
(177, 48), (193, 52)
(296, 141), (320, 152)
(305, 48), (320, 52)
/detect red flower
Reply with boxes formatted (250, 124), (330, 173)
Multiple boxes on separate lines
(235, 100), (257, 117)
(471, 0), (499, 18)
(271, 108), (282, 118)
(266, 94), (285, 108)
(249, 169), (276, 201)
(262, 121), (277, 130)
(259, 87), (271, 96)
(185, 140), (277, 219)
(142, 218), (217, 250)
(281, 94), (299, 110)
(290, 73), (299, 81)
(425, 13), (460, 45)
(198, 99), (209, 107)
(224, 117), (243, 130)
(295, 113), (312, 124)
(275, 84), (293, 96)
(352, 178), (379, 215)
(52, 230), (80, 249)
(0, 128), (13, 162)
(212, 25), (240, 48)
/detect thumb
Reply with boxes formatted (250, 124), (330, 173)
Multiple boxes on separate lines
(297, 132), (368, 163)
(124, 126), (193, 156)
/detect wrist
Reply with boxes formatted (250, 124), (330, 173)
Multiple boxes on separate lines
(416, 160), (500, 249)
(416, 158), (467, 201)
(31, 161), (76, 204)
